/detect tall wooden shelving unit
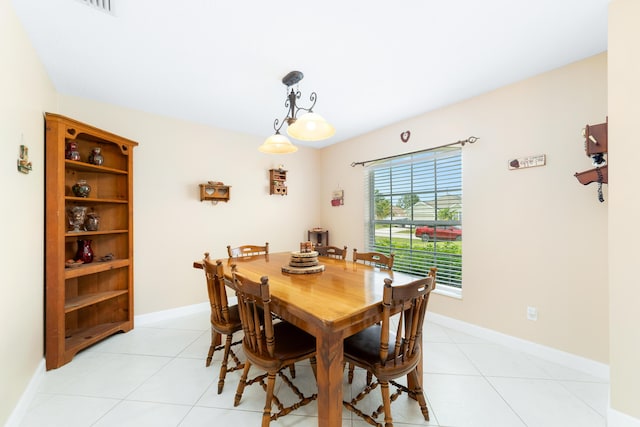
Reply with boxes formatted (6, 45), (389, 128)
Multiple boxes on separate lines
(45, 113), (138, 370)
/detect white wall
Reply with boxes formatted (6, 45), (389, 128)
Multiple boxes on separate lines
(320, 53), (609, 364)
(608, 0), (640, 421)
(57, 95), (322, 315)
(0, 0), (56, 424)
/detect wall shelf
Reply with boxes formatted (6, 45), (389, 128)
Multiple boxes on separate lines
(199, 181), (231, 203)
(270, 169), (287, 195)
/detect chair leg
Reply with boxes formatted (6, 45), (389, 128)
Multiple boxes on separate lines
(348, 363), (355, 383)
(234, 361), (252, 407)
(217, 334), (232, 394)
(206, 328), (219, 367)
(408, 368), (430, 421)
(380, 380), (393, 427)
(262, 372), (277, 427)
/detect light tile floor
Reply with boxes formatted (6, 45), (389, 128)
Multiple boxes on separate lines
(19, 311), (609, 427)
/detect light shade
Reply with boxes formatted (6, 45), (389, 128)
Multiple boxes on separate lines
(258, 133), (298, 154)
(286, 112), (335, 141)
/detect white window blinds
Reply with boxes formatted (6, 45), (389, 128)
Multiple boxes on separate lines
(365, 147), (463, 288)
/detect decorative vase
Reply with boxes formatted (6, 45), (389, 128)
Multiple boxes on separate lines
(85, 212), (100, 231)
(65, 141), (81, 161)
(75, 239), (94, 263)
(88, 147), (104, 165)
(72, 179), (91, 197)
(68, 206), (87, 232)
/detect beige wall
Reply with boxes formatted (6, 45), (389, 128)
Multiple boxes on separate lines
(57, 95), (322, 315)
(0, 0), (56, 424)
(608, 0), (640, 420)
(320, 53), (609, 364)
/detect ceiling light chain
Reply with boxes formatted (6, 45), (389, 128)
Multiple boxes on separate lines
(258, 71), (335, 154)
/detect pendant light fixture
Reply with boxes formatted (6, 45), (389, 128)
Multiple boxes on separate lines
(259, 71), (335, 154)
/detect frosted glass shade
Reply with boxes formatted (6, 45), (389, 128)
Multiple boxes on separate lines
(286, 112), (335, 141)
(258, 133), (298, 154)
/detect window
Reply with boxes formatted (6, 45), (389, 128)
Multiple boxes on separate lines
(365, 147), (462, 291)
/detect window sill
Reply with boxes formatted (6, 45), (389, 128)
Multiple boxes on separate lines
(433, 283), (462, 299)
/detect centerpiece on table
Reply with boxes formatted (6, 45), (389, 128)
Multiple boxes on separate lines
(281, 241), (325, 274)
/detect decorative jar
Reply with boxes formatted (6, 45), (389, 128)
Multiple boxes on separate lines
(88, 147), (104, 165)
(72, 179), (91, 197)
(65, 141), (81, 161)
(85, 212), (100, 231)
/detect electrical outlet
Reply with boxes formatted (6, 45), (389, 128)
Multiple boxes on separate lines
(527, 306), (538, 321)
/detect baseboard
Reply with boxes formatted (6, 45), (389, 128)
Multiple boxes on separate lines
(426, 312), (610, 381)
(5, 358), (45, 427)
(134, 301), (209, 326)
(608, 408), (640, 427)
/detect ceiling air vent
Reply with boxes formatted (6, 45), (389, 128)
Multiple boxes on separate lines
(77, 0), (113, 14)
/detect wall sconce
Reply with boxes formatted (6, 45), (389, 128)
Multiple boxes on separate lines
(258, 70), (335, 154)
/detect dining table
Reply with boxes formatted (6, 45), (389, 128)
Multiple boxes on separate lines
(216, 251), (422, 427)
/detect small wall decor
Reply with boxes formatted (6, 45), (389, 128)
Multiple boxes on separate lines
(508, 154), (546, 170)
(199, 181), (231, 203)
(400, 130), (411, 143)
(17, 144), (32, 174)
(331, 189), (344, 206)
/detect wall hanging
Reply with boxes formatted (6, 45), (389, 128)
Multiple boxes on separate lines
(574, 118), (607, 202)
(199, 181), (231, 203)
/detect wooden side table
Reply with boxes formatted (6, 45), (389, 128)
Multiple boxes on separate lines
(308, 229), (329, 246)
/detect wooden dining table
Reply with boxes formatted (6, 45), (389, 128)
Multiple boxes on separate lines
(219, 251), (421, 427)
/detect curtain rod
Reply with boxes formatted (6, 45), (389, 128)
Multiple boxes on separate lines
(350, 136), (479, 167)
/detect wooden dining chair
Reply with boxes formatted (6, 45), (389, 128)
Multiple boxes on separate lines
(201, 253), (244, 394)
(230, 266), (318, 426)
(342, 270), (436, 426)
(227, 242), (269, 258)
(353, 248), (394, 269)
(316, 245), (347, 260)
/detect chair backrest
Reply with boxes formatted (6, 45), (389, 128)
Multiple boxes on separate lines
(353, 249), (394, 269)
(230, 266), (275, 359)
(316, 245), (347, 260)
(202, 253), (233, 328)
(227, 242), (269, 258)
(378, 268), (436, 369)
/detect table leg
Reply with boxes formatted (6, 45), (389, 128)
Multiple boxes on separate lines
(315, 332), (344, 427)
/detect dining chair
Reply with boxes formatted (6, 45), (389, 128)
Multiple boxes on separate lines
(201, 253), (244, 394)
(343, 269), (436, 426)
(353, 248), (395, 269)
(316, 245), (347, 260)
(227, 242), (269, 258)
(230, 265), (318, 426)
(348, 249), (395, 381)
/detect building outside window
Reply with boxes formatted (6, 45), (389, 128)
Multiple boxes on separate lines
(365, 147), (462, 292)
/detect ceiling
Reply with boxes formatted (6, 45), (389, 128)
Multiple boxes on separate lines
(12, 0), (608, 148)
